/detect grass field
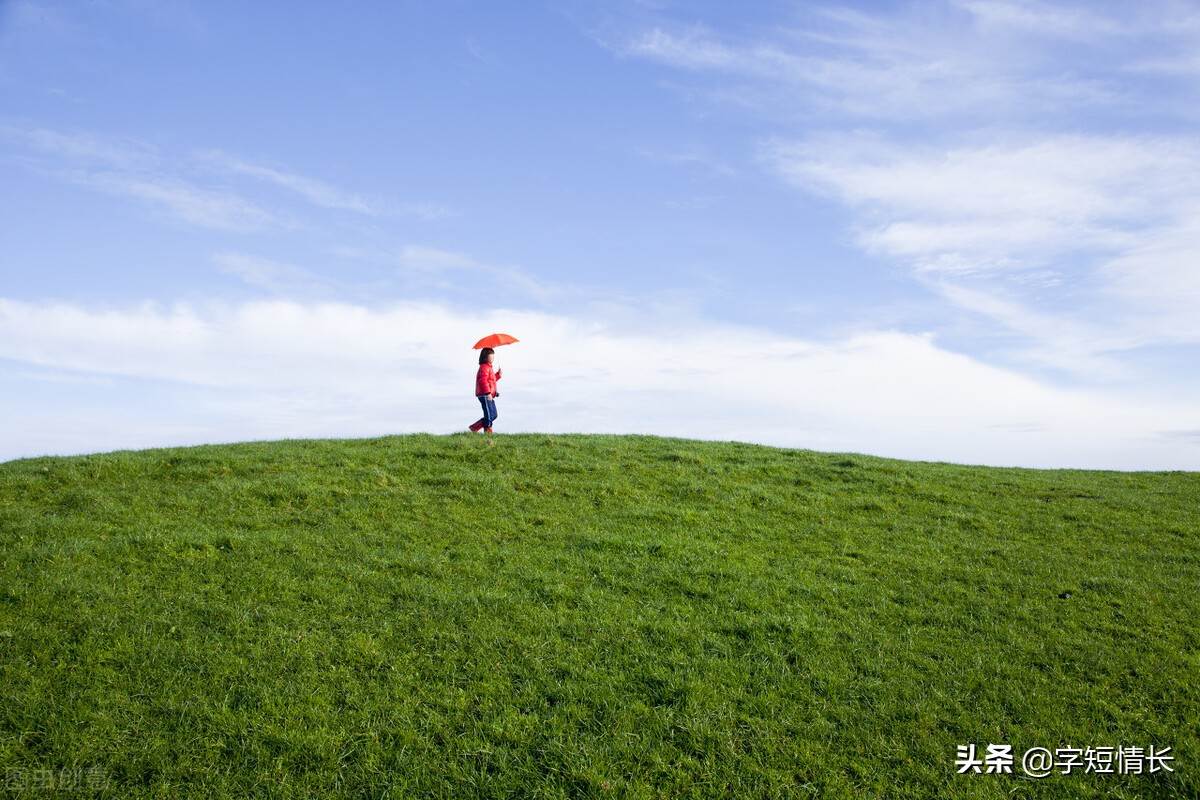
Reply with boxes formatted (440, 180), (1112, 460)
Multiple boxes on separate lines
(0, 433), (1196, 798)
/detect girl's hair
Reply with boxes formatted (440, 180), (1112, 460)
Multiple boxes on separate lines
(478, 347), (494, 365)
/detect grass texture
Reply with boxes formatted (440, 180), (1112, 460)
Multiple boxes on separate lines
(1, 433), (1197, 798)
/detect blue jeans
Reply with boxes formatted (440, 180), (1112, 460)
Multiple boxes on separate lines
(475, 394), (498, 430)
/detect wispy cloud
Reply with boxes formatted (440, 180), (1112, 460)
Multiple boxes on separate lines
(763, 133), (1200, 272)
(612, 9), (1129, 120)
(194, 149), (377, 214)
(213, 252), (336, 295)
(1096, 210), (1200, 331)
(333, 244), (564, 304)
(1, 124), (157, 168)
(763, 132), (1200, 372)
(2, 124), (283, 231)
(625, 26), (747, 71)
(216, 244), (571, 307)
(635, 144), (738, 177)
(1, 123), (449, 229)
(192, 149), (452, 219)
(396, 245), (480, 272)
(610, 1), (1200, 126)
(920, 279), (1133, 377)
(605, 2), (1200, 385)
(75, 170), (282, 232)
(951, 0), (1129, 38)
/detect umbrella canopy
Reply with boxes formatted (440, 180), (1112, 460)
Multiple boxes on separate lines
(472, 333), (519, 350)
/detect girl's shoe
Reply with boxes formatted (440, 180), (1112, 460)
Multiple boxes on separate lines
(469, 422), (483, 432)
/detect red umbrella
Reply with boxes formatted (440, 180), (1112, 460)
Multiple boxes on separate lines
(472, 333), (519, 349)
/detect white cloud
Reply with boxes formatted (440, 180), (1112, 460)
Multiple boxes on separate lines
(764, 133), (1200, 374)
(74, 170), (282, 232)
(626, 26), (746, 70)
(213, 252), (335, 294)
(920, 279), (1132, 375)
(1, 124), (448, 229)
(2, 126), (282, 231)
(391, 245), (563, 303)
(192, 150), (451, 219)
(1, 124), (158, 168)
(609, 2), (1200, 394)
(323, 243), (590, 308)
(613, 7), (1130, 119)
(194, 149), (377, 214)
(396, 245), (480, 272)
(1095, 212), (1200, 341)
(0, 296), (1195, 469)
(765, 134), (1198, 249)
(952, 0), (1127, 38)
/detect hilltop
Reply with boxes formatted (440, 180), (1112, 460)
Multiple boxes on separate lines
(1, 433), (1196, 798)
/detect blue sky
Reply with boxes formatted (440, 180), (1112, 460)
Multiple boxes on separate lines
(2, 0), (1198, 469)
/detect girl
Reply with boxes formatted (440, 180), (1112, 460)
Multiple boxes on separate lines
(469, 347), (502, 442)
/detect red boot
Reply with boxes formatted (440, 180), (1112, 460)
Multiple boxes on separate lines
(469, 421), (483, 432)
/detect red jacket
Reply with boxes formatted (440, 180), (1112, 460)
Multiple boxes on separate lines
(475, 362), (501, 397)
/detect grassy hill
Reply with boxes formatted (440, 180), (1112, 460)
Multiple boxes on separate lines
(1, 433), (1196, 799)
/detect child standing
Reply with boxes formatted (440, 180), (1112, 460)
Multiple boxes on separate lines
(469, 347), (502, 442)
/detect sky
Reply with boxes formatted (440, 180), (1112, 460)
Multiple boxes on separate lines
(1, 0), (1198, 470)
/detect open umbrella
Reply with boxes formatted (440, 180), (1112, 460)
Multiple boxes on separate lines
(472, 333), (519, 349)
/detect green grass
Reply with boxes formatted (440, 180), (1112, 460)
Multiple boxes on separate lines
(0, 433), (1196, 799)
